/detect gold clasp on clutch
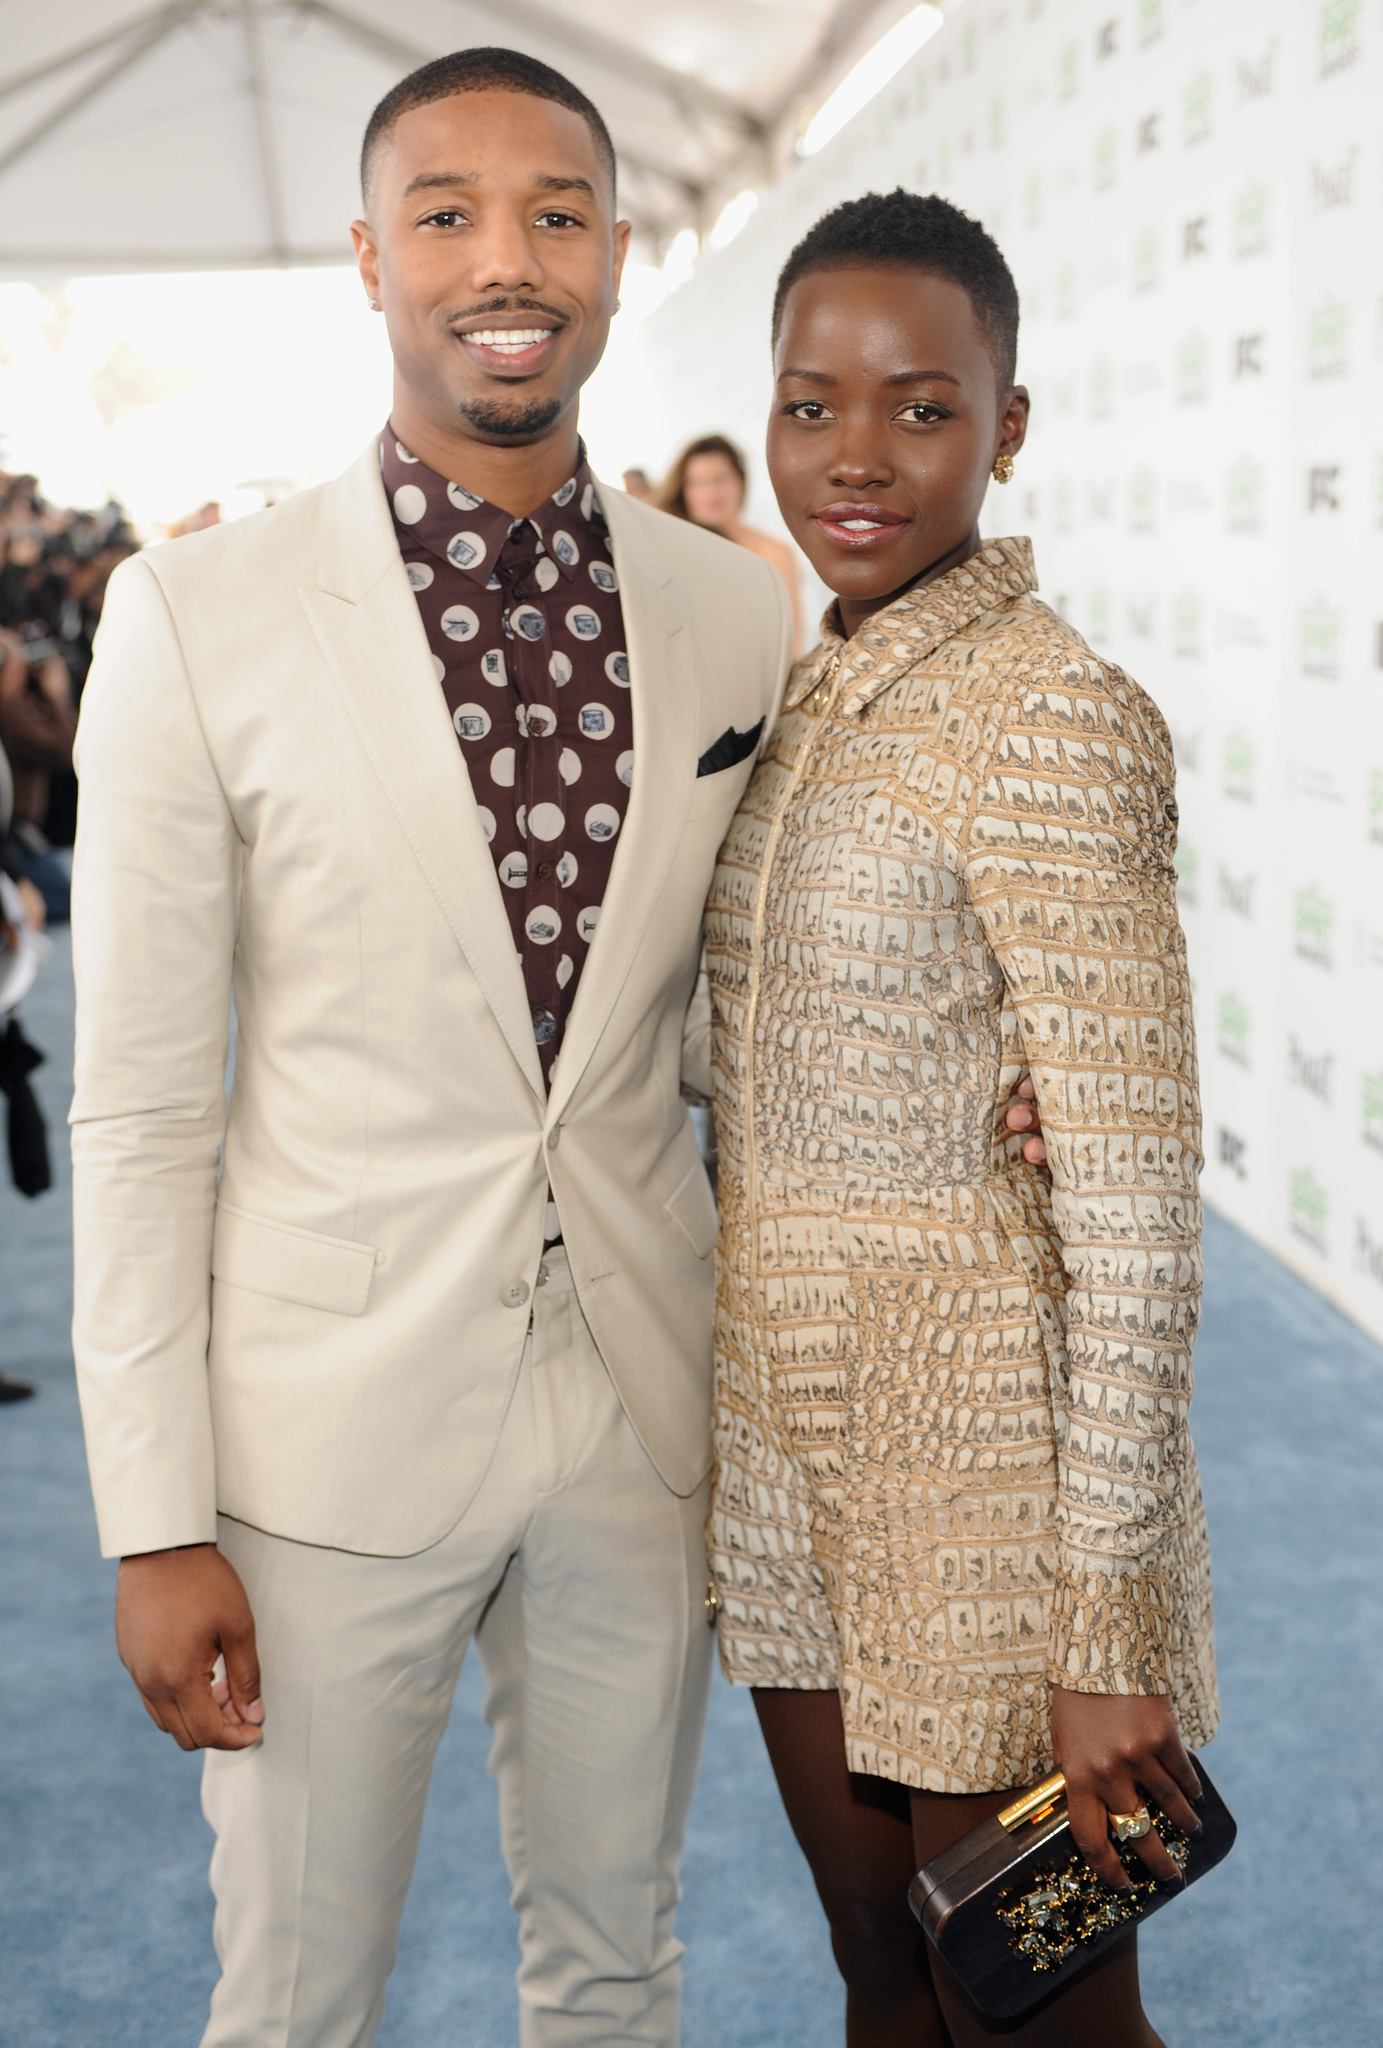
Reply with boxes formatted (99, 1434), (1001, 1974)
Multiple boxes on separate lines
(998, 1772), (1067, 1832)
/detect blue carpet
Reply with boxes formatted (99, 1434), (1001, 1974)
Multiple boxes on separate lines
(2, 933), (1379, 2047)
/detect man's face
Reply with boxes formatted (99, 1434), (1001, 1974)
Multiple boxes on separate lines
(354, 90), (629, 448)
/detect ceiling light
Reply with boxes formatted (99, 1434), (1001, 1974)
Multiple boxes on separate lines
(661, 227), (700, 290)
(709, 189), (759, 250)
(797, 4), (945, 158)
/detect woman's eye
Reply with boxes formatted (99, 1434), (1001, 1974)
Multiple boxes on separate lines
(785, 400), (831, 421)
(897, 402), (949, 424)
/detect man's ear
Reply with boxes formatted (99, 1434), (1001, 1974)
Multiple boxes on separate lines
(352, 219), (381, 308)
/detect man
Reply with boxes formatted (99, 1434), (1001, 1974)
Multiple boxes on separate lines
(71, 46), (1045, 2048)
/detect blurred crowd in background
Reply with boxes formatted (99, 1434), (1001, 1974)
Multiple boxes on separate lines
(0, 463), (146, 1404)
(0, 465), (144, 920)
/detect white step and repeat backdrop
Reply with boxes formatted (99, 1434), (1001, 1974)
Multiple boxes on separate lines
(619, 0), (1383, 1339)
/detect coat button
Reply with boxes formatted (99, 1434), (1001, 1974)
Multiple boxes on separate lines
(501, 1279), (530, 1309)
(546, 1125), (561, 1151)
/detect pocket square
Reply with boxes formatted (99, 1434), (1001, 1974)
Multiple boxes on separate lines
(696, 718), (765, 777)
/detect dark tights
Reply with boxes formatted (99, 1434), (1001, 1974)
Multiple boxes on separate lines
(753, 1690), (1166, 2048)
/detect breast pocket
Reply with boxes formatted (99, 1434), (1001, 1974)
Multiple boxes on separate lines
(211, 1203), (381, 1316)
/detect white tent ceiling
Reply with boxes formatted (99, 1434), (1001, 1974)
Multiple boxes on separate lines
(0, 0), (920, 276)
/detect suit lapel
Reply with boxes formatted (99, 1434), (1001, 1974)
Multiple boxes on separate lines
(301, 444), (544, 1100)
(547, 484), (696, 1124)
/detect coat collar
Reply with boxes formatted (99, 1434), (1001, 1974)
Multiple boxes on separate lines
(783, 535), (1038, 717)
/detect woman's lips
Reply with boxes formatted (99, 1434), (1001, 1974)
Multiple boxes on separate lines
(810, 504), (910, 549)
(456, 325), (562, 376)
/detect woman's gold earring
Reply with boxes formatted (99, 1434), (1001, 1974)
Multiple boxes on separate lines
(992, 452), (1015, 484)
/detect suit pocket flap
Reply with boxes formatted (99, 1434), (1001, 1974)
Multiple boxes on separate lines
(663, 1158), (718, 1261)
(212, 1204), (379, 1316)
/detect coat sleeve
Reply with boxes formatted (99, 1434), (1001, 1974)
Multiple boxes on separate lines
(962, 652), (1202, 1698)
(69, 553), (238, 1558)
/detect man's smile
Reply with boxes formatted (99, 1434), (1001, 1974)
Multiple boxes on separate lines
(452, 314), (565, 376)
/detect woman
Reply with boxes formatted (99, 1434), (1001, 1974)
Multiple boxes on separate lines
(659, 433), (804, 649)
(705, 191), (1217, 2047)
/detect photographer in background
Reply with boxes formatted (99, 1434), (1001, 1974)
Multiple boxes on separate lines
(0, 725), (52, 1404)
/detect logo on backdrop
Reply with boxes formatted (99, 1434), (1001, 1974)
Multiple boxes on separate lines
(1354, 1217), (1383, 1287)
(1361, 1073), (1383, 1155)
(1218, 1127), (1249, 1180)
(1218, 993), (1251, 1068)
(1222, 731), (1255, 804)
(1232, 180), (1271, 258)
(1311, 147), (1359, 211)
(1307, 466), (1341, 513)
(1367, 771), (1383, 845)
(1218, 866), (1256, 919)
(1288, 1037), (1334, 1103)
(1226, 456), (1266, 531)
(1308, 301), (1350, 381)
(1174, 843), (1199, 907)
(1293, 887), (1335, 969)
(1301, 598), (1342, 677)
(1289, 1167), (1330, 1256)
(1318, 0), (1362, 79)
(1236, 42), (1276, 102)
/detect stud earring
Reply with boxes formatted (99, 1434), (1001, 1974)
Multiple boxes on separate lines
(368, 297), (382, 310)
(992, 452), (1015, 484)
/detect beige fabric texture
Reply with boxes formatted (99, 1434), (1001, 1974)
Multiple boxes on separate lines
(705, 537), (1218, 1794)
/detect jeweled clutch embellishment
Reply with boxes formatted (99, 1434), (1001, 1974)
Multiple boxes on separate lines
(997, 1820), (1191, 1973)
(909, 1762), (1235, 2023)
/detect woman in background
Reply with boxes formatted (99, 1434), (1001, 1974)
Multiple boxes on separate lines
(659, 433), (803, 650)
(705, 190), (1217, 2046)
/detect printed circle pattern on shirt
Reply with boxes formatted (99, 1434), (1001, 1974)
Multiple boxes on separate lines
(381, 425), (633, 1094)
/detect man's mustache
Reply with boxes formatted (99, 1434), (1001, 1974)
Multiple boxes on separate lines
(446, 296), (569, 326)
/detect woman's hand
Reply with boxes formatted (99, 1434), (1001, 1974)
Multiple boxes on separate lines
(1003, 1074), (1046, 1163)
(1050, 1686), (1203, 1891)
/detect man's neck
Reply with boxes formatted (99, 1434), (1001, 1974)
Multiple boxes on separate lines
(389, 394), (583, 520)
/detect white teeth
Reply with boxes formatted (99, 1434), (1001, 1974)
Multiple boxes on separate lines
(466, 328), (553, 350)
(840, 518), (882, 530)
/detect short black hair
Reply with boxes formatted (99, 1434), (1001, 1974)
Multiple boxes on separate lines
(772, 190), (1019, 387)
(360, 47), (616, 200)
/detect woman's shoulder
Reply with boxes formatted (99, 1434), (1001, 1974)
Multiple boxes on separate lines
(970, 594), (1175, 784)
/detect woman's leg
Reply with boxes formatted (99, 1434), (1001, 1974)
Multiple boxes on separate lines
(752, 1689), (948, 2048)
(910, 1792), (1166, 2048)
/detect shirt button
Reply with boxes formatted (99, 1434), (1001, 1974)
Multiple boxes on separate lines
(501, 1279), (530, 1310)
(536, 860), (553, 879)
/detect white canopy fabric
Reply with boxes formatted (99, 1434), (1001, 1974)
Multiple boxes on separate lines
(0, 0), (915, 275)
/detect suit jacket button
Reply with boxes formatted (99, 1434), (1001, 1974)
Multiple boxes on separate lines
(546, 1125), (561, 1151)
(502, 1279), (531, 1309)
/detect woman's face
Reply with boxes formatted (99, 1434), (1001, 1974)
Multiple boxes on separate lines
(682, 453), (744, 531)
(767, 264), (1028, 630)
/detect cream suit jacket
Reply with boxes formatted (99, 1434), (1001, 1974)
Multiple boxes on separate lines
(70, 443), (792, 1559)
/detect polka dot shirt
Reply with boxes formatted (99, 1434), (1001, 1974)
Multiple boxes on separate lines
(382, 426), (633, 1098)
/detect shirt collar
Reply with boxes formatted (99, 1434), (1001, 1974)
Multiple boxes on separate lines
(379, 423), (602, 589)
(783, 536), (1039, 715)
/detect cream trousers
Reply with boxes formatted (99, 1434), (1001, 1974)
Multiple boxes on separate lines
(199, 1249), (714, 2048)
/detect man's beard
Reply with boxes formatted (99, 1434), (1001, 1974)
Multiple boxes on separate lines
(459, 394), (564, 441)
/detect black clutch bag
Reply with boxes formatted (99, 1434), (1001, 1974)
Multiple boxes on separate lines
(909, 1763), (1236, 2023)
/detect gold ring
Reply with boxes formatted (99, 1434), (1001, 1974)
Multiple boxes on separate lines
(1109, 1805), (1152, 1842)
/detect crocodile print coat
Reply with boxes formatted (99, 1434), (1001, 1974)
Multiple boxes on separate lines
(705, 537), (1218, 1793)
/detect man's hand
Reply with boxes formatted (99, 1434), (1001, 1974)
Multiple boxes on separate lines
(1050, 1686), (1203, 1892)
(116, 1544), (265, 1752)
(1004, 1074), (1046, 1164)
